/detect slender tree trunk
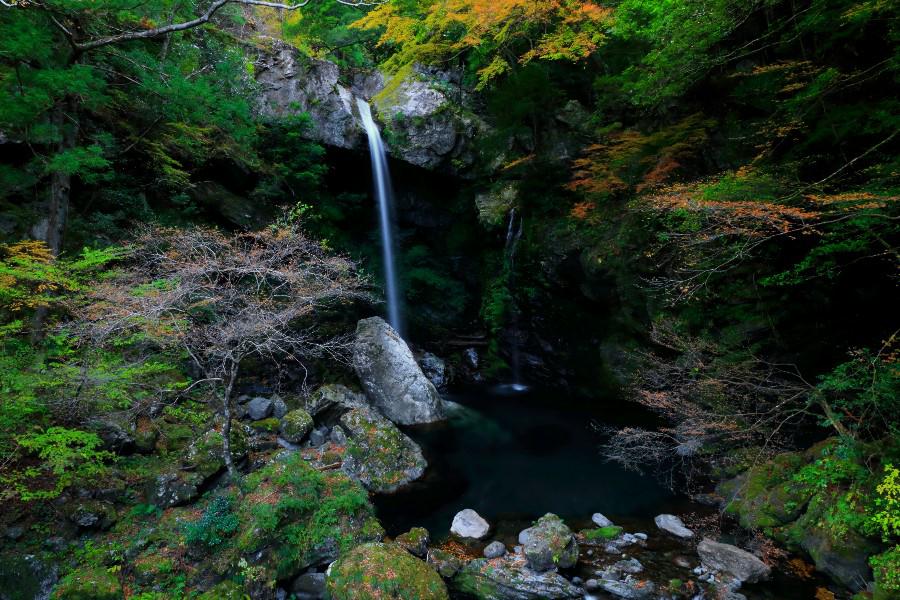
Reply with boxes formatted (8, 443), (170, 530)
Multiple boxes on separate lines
(220, 363), (240, 481)
(45, 99), (75, 257)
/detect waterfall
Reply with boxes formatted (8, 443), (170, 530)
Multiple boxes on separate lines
(504, 209), (527, 392)
(357, 99), (403, 334)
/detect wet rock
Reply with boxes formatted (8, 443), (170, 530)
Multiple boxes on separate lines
(795, 520), (879, 590)
(291, 572), (326, 600)
(330, 425), (347, 446)
(519, 513), (578, 572)
(327, 542), (448, 599)
(352, 317), (444, 424)
(271, 396), (288, 419)
(654, 514), (694, 539)
(66, 500), (117, 530)
(613, 558), (644, 574)
(419, 352), (448, 389)
(247, 397), (273, 421)
(427, 549), (464, 578)
(595, 577), (656, 599)
(697, 538), (771, 584)
(339, 407), (427, 493)
(395, 527), (430, 558)
(584, 578), (601, 593)
(452, 556), (582, 600)
(280, 408), (314, 444)
(309, 428), (328, 447)
(673, 555), (693, 569)
(484, 541), (507, 559)
(592, 513), (614, 528)
(451, 509), (490, 539)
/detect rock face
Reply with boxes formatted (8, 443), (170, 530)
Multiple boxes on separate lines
(0, 554), (57, 600)
(452, 556), (582, 600)
(654, 514), (694, 539)
(327, 542), (449, 600)
(371, 65), (482, 173)
(697, 538), (771, 584)
(451, 509), (491, 540)
(304, 384), (369, 416)
(256, 39), (362, 150)
(418, 352), (448, 389)
(519, 513), (579, 572)
(352, 317), (444, 425)
(339, 407), (427, 493)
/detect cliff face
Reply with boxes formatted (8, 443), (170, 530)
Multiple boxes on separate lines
(254, 40), (483, 176)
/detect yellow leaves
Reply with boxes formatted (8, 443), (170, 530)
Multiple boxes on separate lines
(4, 240), (53, 264)
(476, 56), (511, 90)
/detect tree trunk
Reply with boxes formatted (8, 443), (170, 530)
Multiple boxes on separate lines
(45, 100), (75, 257)
(220, 365), (240, 481)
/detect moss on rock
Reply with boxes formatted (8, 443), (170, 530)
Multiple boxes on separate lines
(279, 408), (314, 443)
(327, 542), (448, 600)
(51, 567), (122, 600)
(196, 580), (245, 600)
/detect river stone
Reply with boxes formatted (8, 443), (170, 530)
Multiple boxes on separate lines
(339, 407), (427, 493)
(596, 577), (656, 600)
(309, 427), (328, 447)
(654, 514), (694, 539)
(453, 556), (582, 600)
(520, 513), (578, 572)
(592, 513), (614, 527)
(451, 509), (490, 539)
(271, 396), (288, 419)
(247, 397), (273, 421)
(613, 558), (644, 574)
(419, 352), (448, 389)
(484, 541), (507, 559)
(280, 408), (314, 444)
(352, 317), (444, 425)
(291, 572), (326, 600)
(697, 538), (771, 584)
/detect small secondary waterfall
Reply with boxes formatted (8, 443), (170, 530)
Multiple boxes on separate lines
(504, 208), (527, 391)
(357, 99), (403, 334)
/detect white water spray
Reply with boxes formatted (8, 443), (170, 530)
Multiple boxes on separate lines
(357, 99), (403, 334)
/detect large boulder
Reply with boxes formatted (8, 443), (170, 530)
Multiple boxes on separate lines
(327, 542), (449, 600)
(697, 538), (771, 584)
(519, 513), (579, 572)
(304, 384), (369, 416)
(452, 556), (582, 600)
(352, 317), (444, 425)
(340, 407), (427, 493)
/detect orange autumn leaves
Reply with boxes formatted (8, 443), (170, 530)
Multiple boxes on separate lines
(352, 0), (612, 88)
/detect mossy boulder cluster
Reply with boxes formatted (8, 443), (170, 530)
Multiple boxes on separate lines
(279, 407), (314, 443)
(718, 440), (885, 591)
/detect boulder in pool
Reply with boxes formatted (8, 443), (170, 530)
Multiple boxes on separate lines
(519, 513), (579, 572)
(453, 555), (581, 599)
(654, 514), (694, 539)
(352, 317), (444, 424)
(340, 407), (427, 493)
(595, 577), (656, 599)
(697, 538), (771, 584)
(451, 509), (490, 539)
(591, 512), (614, 527)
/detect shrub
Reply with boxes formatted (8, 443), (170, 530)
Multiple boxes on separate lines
(185, 496), (239, 548)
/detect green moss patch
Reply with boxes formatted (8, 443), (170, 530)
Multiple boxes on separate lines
(327, 542), (448, 600)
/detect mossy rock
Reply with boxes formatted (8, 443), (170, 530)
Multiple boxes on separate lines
(327, 542), (448, 600)
(280, 408), (314, 443)
(154, 421), (195, 454)
(582, 525), (623, 542)
(395, 527), (430, 558)
(183, 426), (249, 479)
(196, 580), (244, 600)
(235, 452), (383, 580)
(340, 407), (427, 493)
(0, 554), (57, 600)
(251, 417), (281, 433)
(51, 567), (122, 600)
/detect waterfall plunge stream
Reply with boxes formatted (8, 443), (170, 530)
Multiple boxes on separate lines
(357, 99), (403, 334)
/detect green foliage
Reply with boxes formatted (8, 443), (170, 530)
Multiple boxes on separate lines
(583, 526), (623, 541)
(4, 427), (115, 501)
(872, 464), (900, 540)
(871, 546), (900, 595)
(185, 496), (240, 548)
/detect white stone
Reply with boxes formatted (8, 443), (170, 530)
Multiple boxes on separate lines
(451, 509), (490, 539)
(654, 514), (694, 539)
